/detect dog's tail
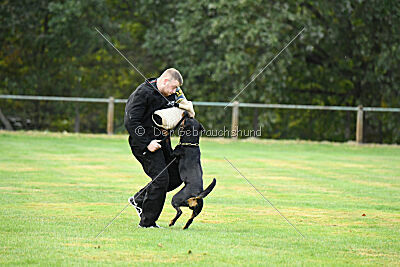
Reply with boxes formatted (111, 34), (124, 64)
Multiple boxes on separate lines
(197, 178), (216, 199)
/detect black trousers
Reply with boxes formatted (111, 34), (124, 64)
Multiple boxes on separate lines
(129, 136), (182, 226)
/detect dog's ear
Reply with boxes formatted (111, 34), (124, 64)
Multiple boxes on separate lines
(199, 123), (205, 132)
(182, 117), (193, 128)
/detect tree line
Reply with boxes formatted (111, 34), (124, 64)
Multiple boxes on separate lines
(1, 0), (399, 143)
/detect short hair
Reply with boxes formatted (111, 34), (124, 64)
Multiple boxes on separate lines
(162, 68), (183, 86)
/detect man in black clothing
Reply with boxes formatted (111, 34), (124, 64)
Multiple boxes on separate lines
(124, 68), (194, 228)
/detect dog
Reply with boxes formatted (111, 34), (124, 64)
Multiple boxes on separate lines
(169, 116), (216, 229)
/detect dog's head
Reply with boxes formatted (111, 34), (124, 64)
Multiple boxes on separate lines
(181, 116), (204, 134)
(177, 114), (204, 144)
(182, 117), (204, 132)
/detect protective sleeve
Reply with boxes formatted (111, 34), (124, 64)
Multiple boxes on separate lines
(178, 99), (195, 117)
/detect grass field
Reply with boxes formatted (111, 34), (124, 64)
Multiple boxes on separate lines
(1, 131), (399, 266)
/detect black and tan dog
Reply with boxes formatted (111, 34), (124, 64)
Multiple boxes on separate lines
(169, 116), (216, 229)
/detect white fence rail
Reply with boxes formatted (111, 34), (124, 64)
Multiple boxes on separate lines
(1, 94), (399, 143)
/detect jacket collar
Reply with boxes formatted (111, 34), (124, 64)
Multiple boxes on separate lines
(145, 77), (176, 102)
(145, 78), (158, 88)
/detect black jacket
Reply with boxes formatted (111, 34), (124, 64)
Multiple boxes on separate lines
(124, 78), (176, 153)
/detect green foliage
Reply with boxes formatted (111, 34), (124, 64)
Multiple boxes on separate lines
(139, 0), (400, 143)
(1, 0), (399, 142)
(0, 0), (150, 132)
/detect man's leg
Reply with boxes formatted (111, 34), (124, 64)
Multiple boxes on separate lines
(132, 187), (146, 208)
(128, 136), (182, 225)
(134, 149), (170, 227)
(127, 137), (147, 210)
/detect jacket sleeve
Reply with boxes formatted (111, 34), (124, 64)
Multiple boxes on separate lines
(126, 88), (152, 153)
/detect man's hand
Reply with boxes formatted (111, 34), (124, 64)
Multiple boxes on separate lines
(147, 140), (162, 152)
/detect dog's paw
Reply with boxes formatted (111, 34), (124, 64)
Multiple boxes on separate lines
(169, 220), (175, 227)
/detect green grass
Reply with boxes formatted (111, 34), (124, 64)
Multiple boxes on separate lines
(1, 131), (399, 266)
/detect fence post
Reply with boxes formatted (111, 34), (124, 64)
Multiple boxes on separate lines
(231, 101), (239, 139)
(107, 97), (114, 135)
(74, 104), (80, 133)
(356, 105), (363, 144)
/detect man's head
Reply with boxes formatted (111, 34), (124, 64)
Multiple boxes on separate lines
(157, 68), (183, 96)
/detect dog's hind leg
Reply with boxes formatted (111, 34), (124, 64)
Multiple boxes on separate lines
(169, 206), (183, 227)
(169, 185), (191, 226)
(183, 199), (203, 230)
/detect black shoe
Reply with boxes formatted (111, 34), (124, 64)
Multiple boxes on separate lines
(128, 196), (142, 219)
(138, 223), (163, 229)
